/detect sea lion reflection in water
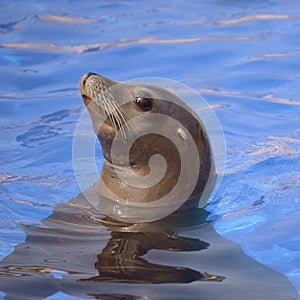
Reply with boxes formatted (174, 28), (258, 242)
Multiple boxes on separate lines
(0, 73), (297, 300)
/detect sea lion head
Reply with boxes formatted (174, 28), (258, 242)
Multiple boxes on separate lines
(79, 72), (215, 222)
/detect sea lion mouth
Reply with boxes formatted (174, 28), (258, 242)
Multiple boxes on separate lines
(81, 95), (92, 106)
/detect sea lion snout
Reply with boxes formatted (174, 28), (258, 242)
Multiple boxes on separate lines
(80, 72), (118, 107)
(82, 72), (97, 85)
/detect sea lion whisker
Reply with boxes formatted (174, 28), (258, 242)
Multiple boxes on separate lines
(101, 90), (127, 140)
(101, 82), (128, 125)
(101, 94), (118, 133)
(108, 96), (130, 132)
(90, 86), (128, 140)
(102, 87), (130, 140)
(91, 90), (116, 133)
(104, 99), (126, 140)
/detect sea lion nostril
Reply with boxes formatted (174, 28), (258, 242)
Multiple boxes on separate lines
(83, 72), (98, 85)
(86, 72), (98, 78)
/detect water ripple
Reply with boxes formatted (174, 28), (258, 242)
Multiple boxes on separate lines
(0, 34), (261, 54)
(36, 14), (97, 24)
(179, 13), (296, 26)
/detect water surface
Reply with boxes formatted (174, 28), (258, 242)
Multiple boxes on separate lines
(0, 0), (300, 299)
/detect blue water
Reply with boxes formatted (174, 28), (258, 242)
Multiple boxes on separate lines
(1, 0), (300, 299)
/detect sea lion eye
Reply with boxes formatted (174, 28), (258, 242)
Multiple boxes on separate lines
(135, 97), (152, 111)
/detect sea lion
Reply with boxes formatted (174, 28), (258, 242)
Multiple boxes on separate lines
(79, 72), (215, 222)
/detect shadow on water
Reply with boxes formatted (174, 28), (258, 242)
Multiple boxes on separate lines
(0, 193), (297, 300)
